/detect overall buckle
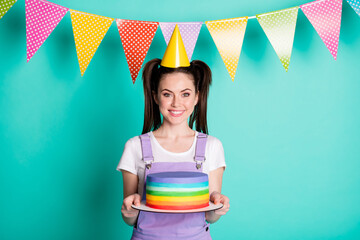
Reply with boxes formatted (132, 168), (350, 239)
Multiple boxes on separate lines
(194, 156), (206, 169)
(143, 157), (154, 169)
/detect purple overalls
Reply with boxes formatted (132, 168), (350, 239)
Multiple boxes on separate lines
(131, 132), (212, 240)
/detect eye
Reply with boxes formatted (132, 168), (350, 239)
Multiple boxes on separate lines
(163, 92), (171, 97)
(182, 92), (190, 97)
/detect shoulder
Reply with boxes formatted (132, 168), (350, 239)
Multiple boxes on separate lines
(124, 135), (142, 150)
(203, 133), (226, 171)
(205, 134), (224, 149)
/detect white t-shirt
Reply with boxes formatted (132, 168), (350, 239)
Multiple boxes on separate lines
(117, 131), (226, 197)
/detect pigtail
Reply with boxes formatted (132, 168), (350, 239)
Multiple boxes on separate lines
(142, 58), (162, 134)
(188, 60), (212, 134)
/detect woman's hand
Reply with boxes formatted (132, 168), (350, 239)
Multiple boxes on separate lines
(121, 193), (141, 226)
(205, 191), (230, 223)
(210, 191), (230, 216)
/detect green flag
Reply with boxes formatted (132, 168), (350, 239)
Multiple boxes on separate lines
(0, 0), (17, 20)
(257, 7), (299, 72)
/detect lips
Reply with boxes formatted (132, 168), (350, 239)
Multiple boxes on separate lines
(169, 110), (185, 117)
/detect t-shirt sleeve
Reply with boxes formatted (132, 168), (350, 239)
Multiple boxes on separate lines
(208, 137), (226, 172)
(116, 138), (138, 175)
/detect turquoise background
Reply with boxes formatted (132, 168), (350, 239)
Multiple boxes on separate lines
(1, 0), (360, 239)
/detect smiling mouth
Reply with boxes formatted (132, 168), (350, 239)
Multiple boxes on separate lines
(169, 110), (185, 117)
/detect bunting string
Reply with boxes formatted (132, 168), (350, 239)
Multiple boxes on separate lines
(0, 0), (359, 83)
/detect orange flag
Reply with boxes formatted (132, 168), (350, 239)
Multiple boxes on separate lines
(116, 19), (158, 84)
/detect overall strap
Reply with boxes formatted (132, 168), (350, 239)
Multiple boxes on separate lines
(139, 133), (154, 169)
(194, 132), (208, 169)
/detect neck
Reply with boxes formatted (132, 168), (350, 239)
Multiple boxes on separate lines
(154, 121), (195, 138)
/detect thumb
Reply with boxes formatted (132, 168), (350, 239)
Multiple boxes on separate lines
(134, 194), (141, 206)
(211, 192), (221, 204)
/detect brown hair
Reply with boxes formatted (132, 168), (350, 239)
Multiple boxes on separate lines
(141, 58), (212, 134)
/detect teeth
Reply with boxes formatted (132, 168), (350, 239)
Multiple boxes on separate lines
(170, 111), (183, 114)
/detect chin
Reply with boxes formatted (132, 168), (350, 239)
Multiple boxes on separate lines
(163, 116), (188, 125)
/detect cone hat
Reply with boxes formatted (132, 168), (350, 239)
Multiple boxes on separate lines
(160, 25), (190, 68)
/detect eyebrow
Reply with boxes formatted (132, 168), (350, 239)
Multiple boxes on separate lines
(161, 88), (193, 93)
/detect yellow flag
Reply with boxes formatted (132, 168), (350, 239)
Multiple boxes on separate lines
(205, 17), (248, 81)
(70, 10), (113, 76)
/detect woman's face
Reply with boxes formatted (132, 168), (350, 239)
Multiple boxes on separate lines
(153, 72), (199, 127)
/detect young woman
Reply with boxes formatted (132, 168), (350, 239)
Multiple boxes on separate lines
(117, 24), (229, 240)
(117, 57), (230, 239)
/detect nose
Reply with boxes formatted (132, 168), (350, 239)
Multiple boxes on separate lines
(171, 95), (179, 107)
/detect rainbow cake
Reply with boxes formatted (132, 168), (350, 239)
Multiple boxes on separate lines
(145, 172), (209, 210)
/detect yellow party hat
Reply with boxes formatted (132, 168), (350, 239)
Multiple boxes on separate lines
(160, 25), (190, 68)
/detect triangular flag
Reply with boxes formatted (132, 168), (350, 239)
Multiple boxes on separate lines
(257, 7), (299, 72)
(159, 22), (202, 60)
(116, 19), (158, 84)
(205, 17), (248, 81)
(0, 0), (17, 20)
(346, 0), (360, 16)
(300, 0), (343, 60)
(70, 10), (113, 76)
(26, 0), (68, 62)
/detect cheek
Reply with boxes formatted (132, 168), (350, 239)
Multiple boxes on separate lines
(158, 97), (171, 107)
(185, 98), (197, 109)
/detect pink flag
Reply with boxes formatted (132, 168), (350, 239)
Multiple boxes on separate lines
(26, 0), (68, 62)
(159, 22), (202, 60)
(300, 0), (343, 60)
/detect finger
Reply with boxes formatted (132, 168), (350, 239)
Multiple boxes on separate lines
(214, 205), (229, 215)
(214, 209), (225, 215)
(125, 202), (132, 211)
(214, 196), (230, 215)
(121, 208), (139, 218)
(122, 199), (130, 211)
(221, 195), (229, 205)
(123, 196), (135, 210)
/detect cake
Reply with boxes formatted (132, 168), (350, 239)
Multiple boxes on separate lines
(145, 171), (209, 210)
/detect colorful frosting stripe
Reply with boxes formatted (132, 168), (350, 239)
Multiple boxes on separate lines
(146, 189), (209, 197)
(147, 172), (208, 183)
(146, 193), (209, 202)
(146, 202), (209, 210)
(146, 186), (208, 192)
(146, 199), (208, 206)
(147, 181), (208, 188)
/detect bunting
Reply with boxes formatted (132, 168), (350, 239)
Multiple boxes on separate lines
(257, 7), (299, 72)
(159, 22), (202, 60)
(300, 0), (343, 60)
(346, 0), (360, 16)
(205, 17), (248, 81)
(116, 19), (158, 84)
(26, 0), (68, 62)
(1, 0), (357, 81)
(0, 0), (17, 20)
(70, 10), (113, 76)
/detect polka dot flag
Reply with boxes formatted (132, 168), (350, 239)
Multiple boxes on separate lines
(257, 7), (299, 72)
(300, 0), (343, 60)
(116, 19), (158, 84)
(159, 22), (202, 60)
(26, 0), (68, 62)
(0, 0), (17, 20)
(346, 0), (360, 16)
(70, 10), (113, 76)
(205, 17), (248, 82)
